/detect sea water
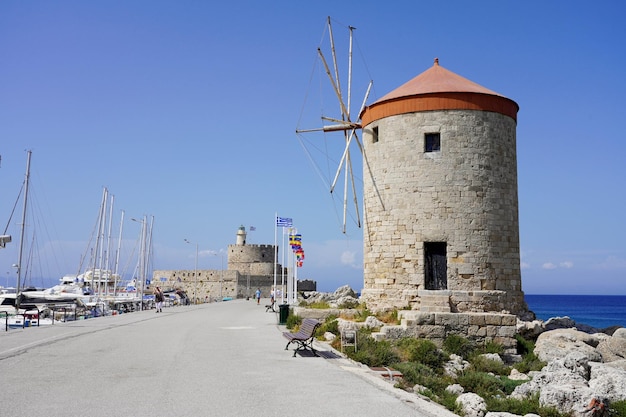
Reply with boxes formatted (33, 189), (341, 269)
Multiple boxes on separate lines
(525, 294), (626, 329)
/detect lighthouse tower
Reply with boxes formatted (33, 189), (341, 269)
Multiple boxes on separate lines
(236, 225), (247, 246)
(359, 59), (527, 316)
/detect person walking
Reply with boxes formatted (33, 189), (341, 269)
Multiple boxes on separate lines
(255, 288), (261, 305)
(154, 286), (164, 312)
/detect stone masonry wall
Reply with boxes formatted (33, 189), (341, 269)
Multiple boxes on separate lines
(381, 311), (518, 353)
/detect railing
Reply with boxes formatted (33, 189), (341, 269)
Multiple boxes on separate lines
(50, 305), (77, 322)
(22, 307), (42, 327)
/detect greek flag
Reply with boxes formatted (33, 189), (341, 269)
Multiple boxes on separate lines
(276, 217), (293, 227)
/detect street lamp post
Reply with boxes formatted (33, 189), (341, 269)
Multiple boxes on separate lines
(184, 239), (198, 304)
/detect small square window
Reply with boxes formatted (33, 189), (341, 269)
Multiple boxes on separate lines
(372, 126), (379, 143)
(425, 133), (440, 152)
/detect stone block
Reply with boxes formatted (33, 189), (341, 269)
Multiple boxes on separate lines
(501, 314), (516, 326)
(497, 326), (516, 338)
(485, 326), (498, 337)
(484, 314), (503, 325)
(468, 314), (486, 326)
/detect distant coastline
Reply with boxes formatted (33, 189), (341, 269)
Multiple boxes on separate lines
(525, 294), (626, 329)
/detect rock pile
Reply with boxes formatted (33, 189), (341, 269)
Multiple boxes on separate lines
(303, 287), (625, 417)
(298, 285), (360, 309)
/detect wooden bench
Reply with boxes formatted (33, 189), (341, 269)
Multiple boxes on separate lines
(282, 318), (321, 357)
(265, 300), (276, 312)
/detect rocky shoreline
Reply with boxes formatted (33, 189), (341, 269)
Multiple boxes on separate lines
(299, 287), (626, 417)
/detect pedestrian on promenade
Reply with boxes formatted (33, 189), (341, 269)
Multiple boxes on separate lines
(154, 286), (164, 312)
(255, 288), (261, 305)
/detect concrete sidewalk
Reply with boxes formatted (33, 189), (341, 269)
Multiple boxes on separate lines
(0, 299), (456, 417)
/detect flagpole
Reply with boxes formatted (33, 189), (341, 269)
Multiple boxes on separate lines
(282, 227), (287, 304)
(294, 250), (298, 304)
(273, 213), (278, 304)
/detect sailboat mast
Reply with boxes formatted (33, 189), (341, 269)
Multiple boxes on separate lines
(104, 193), (115, 295)
(91, 187), (107, 293)
(15, 150), (32, 307)
(114, 210), (124, 296)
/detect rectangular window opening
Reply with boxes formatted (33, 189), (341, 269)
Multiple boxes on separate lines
(372, 126), (379, 143)
(425, 132), (440, 153)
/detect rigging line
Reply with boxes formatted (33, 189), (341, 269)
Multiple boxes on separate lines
(3, 182), (24, 235)
(295, 17), (332, 131)
(29, 171), (65, 277)
(75, 202), (102, 277)
(295, 46), (323, 131)
(295, 132), (349, 233)
(295, 133), (331, 191)
(352, 34), (378, 101)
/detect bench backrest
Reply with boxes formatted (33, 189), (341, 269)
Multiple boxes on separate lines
(299, 318), (321, 337)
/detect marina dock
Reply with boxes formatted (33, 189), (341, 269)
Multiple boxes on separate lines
(0, 299), (454, 417)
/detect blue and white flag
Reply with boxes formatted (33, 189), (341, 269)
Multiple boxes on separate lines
(276, 217), (293, 227)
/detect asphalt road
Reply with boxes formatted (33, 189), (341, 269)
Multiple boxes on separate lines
(0, 299), (456, 417)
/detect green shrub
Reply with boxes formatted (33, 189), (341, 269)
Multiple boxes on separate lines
(515, 352), (546, 374)
(457, 370), (506, 398)
(513, 335), (546, 373)
(443, 334), (475, 359)
(319, 317), (339, 336)
(486, 392), (564, 417)
(499, 376), (527, 396)
(285, 313), (301, 330)
(376, 309), (400, 324)
(439, 389), (461, 412)
(610, 400), (626, 417)
(515, 334), (535, 355)
(306, 301), (331, 309)
(337, 298), (360, 309)
(481, 340), (504, 355)
(470, 354), (510, 376)
(392, 362), (451, 392)
(354, 308), (373, 322)
(346, 329), (399, 367)
(397, 338), (448, 369)
(392, 361), (436, 386)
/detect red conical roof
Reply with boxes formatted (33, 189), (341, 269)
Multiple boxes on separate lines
(361, 59), (518, 125)
(378, 58), (503, 101)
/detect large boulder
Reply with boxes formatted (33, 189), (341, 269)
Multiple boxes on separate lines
(511, 351), (594, 415)
(299, 285), (358, 307)
(588, 362), (626, 402)
(444, 354), (470, 378)
(534, 329), (602, 363)
(511, 350), (626, 416)
(613, 328), (626, 339)
(516, 319), (544, 339)
(456, 393), (487, 417)
(596, 333), (626, 362)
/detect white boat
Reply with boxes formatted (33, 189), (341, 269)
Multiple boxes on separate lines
(0, 292), (17, 314)
(6, 311), (54, 328)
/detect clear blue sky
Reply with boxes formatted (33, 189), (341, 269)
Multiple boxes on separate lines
(1, 1), (624, 295)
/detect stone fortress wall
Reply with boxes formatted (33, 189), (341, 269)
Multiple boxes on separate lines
(151, 227), (304, 302)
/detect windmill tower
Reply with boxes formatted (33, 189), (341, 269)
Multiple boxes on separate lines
(359, 59), (527, 316)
